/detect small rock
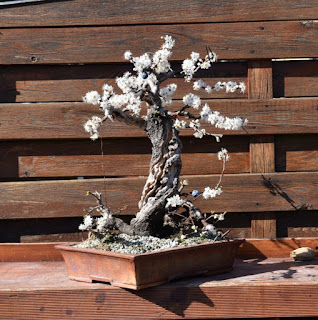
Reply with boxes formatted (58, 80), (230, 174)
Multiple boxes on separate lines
(290, 247), (315, 261)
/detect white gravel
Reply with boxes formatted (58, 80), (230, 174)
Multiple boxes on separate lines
(75, 232), (220, 254)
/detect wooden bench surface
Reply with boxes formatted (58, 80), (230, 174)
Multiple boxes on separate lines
(1, 258), (318, 319)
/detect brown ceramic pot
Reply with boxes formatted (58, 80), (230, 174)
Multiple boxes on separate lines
(56, 239), (244, 290)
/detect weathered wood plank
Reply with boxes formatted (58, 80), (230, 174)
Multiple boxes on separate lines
(0, 21), (317, 64)
(273, 60), (318, 98)
(248, 60), (276, 239)
(250, 135), (275, 173)
(0, 172), (317, 219)
(7, 77), (247, 103)
(0, 62), (247, 103)
(18, 152), (250, 178)
(0, 136), (250, 179)
(2, 238), (317, 261)
(276, 210), (318, 238)
(0, 0), (317, 27)
(285, 150), (318, 172)
(238, 238), (318, 258)
(1, 98), (318, 140)
(0, 243), (64, 262)
(284, 77), (318, 97)
(0, 258), (318, 319)
(18, 228), (251, 243)
(20, 232), (87, 243)
(275, 134), (318, 172)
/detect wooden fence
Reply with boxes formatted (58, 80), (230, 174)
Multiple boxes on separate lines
(0, 0), (318, 244)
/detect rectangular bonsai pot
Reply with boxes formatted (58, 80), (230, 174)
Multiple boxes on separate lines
(56, 239), (244, 290)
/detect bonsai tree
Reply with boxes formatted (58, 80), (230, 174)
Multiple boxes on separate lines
(80, 35), (247, 239)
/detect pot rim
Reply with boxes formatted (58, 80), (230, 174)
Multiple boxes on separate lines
(55, 238), (245, 260)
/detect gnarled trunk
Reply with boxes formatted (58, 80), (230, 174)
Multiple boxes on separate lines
(130, 110), (183, 236)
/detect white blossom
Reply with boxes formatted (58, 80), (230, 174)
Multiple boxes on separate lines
(200, 103), (247, 131)
(181, 59), (196, 81)
(193, 128), (206, 139)
(161, 35), (175, 50)
(83, 91), (101, 105)
(202, 187), (223, 200)
(84, 116), (103, 140)
(160, 83), (177, 106)
(190, 51), (200, 62)
(166, 194), (184, 208)
(116, 72), (138, 94)
(124, 50), (132, 60)
(218, 148), (230, 161)
(174, 118), (187, 130)
(193, 79), (207, 91)
(204, 224), (216, 235)
(132, 53), (152, 73)
(96, 211), (112, 233)
(212, 81), (246, 94)
(79, 215), (94, 231)
(205, 85), (212, 93)
(213, 212), (226, 221)
(182, 93), (201, 109)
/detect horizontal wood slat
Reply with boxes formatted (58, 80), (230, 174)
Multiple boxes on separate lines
(273, 60), (318, 97)
(0, 136), (249, 179)
(1, 172), (317, 219)
(0, 21), (317, 64)
(276, 134), (318, 172)
(238, 238), (318, 258)
(284, 77), (318, 97)
(18, 153), (250, 178)
(1, 0), (317, 27)
(1, 98), (318, 140)
(1, 254), (318, 318)
(8, 77), (247, 103)
(284, 150), (318, 172)
(1, 238), (317, 261)
(0, 243), (64, 262)
(0, 62), (246, 103)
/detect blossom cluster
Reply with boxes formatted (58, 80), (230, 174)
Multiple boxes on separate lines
(218, 148), (230, 162)
(202, 187), (223, 200)
(160, 83), (177, 106)
(125, 35), (174, 75)
(182, 50), (217, 82)
(193, 80), (246, 94)
(166, 194), (184, 208)
(79, 215), (93, 231)
(84, 116), (103, 141)
(200, 104), (248, 131)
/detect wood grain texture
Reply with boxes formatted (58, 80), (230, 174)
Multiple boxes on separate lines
(248, 60), (273, 100)
(248, 60), (276, 239)
(284, 77), (318, 97)
(0, 243), (64, 262)
(238, 238), (318, 258)
(275, 134), (318, 172)
(1, 0), (317, 27)
(18, 228), (250, 243)
(1, 172), (317, 219)
(273, 60), (318, 98)
(18, 153), (250, 177)
(0, 258), (318, 319)
(1, 98), (318, 140)
(284, 150), (318, 172)
(20, 233), (88, 243)
(250, 136), (275, 174)
(0, 62), (247, 102)
(0, 21), (317, 64)
(1, 238), (317, 261)
(0, 136), (249, 179)
(10, 77), (247, 103)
